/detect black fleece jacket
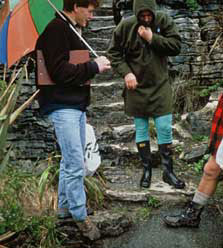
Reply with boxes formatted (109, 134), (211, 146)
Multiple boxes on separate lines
(35, 13), (99, 113)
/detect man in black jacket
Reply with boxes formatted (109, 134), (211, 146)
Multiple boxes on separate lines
(35, 0), (110, 241)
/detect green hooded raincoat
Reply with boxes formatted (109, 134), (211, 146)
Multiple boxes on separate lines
(107, 0), (181, 117)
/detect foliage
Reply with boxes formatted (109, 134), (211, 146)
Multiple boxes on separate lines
(25, 216), (62, 248)
(38, 155), (60, 207)
(135, 196), (161, 221)
(172, 79), (205, 114)
(186, 0), (199, 10)
(147, 196), (161, 208)
(85, 175), (105, 209)
(175, 145), (183, 154)
(192, 134), (209, 142)
(37, 153), (106, 210)
(0, 165), (62, 247)
(0, 67), (39, 170)
(0, 167), (37, 234)
(193, 154), (209, 173)
(136, 207), (151, 221)
(0, 192), (27, 234)
(0, 69), (22, 169)
(199, 80), (223, 97)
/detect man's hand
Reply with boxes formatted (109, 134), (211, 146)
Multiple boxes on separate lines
(124, 73), (138, 90)
(94, 56), (111, 73)
(138, 26), (153, 43)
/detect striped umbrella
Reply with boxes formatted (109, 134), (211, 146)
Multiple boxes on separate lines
(0, 0), (97, 68)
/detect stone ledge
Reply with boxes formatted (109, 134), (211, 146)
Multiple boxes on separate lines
(105, 181), (196, 202)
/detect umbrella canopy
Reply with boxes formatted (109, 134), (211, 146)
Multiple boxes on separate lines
(0, 0), (63, 68)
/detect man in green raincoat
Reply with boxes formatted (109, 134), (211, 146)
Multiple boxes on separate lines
(107, 0), (185, 189)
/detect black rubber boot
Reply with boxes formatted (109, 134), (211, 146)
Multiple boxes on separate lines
(163, 201), (204, 227)
(136, 141), (152, 188)
(159, 144), (185, 189)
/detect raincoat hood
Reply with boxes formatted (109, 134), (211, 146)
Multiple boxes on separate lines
(133, 0), (157, 23)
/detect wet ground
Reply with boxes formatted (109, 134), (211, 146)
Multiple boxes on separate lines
(101, 151), (223, 248)
(103, 204), (223, 248)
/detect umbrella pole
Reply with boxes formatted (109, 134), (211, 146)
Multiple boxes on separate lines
(47, 0), (98, 58)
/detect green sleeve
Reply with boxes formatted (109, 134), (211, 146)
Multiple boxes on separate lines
(107, 24), (132, 78)
(150, 14), (181, 56)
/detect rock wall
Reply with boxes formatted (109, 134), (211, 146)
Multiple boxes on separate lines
(3, 0), (223, 166)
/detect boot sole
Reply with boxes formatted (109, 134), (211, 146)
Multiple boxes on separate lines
(163, 218), (200, 228)
(164, 222), (200, 228)
(140, 181), (151, 188)
(140, 184), (151, 188)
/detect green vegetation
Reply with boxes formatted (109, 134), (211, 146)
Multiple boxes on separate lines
(147, 196), (161, 209)
(192, 135), (209, 142)
(200, 80), (223, 97)
(186, 0), (199, 10)
(175, 145), (183, 154)
(135, 197), (161, 221)
(136, 207), (151, 221)
(193, 154), (209, 174)
(0, 167), (61, 247)
(0, 68), (39, 170)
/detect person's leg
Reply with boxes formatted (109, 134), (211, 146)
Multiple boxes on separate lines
(194, 155), (221, 202)
(163, 156), (221, 227)
(155, 113), (172, 146)
(134, 117), (152, 188)
(134, 117), (150, 144)
(155, 114), (185, 189)
(49, 109), (87, 221)
(57, 157), (71, 218)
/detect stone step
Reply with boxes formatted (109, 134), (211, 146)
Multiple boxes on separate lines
(84, 16), (115, 39)
(100, 0), (112, 9)
(90, 80), (124, 105)
(85, 28), (115, 40)
(88, 37), (111, 52)
(92, 16), (114, 21)
(88, 109), (133, 127)
(56, 210), (132, 240)
(90, 101), (124, 113)
(104, 167), (196, 203)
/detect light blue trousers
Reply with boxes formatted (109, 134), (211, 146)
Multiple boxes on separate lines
(48, 108), (87, 221)
(134, 114), (172, 144)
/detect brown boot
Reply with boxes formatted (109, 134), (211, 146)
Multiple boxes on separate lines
(76, 216), (101, 241)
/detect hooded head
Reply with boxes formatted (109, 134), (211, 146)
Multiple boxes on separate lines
(133, 0), (157, 27)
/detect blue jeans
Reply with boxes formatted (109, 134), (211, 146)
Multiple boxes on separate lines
(48, 108), (87, 221)
(134, 114), (172, 144)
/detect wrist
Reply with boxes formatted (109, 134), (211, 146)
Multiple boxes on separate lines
(147, 34), (153, 44)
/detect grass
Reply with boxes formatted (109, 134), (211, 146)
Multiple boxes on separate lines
(0, 155), (107, 246)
